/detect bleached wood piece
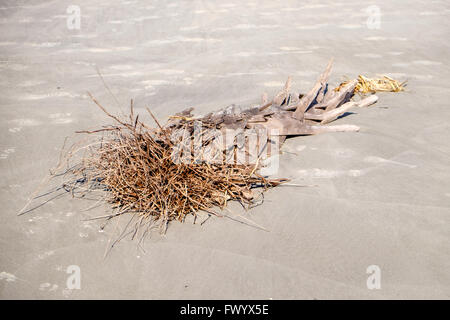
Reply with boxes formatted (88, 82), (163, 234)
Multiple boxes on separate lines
(320, 79), (357, 111)
(308, 124), (360, 133)
(320, 95), (378, 124)
(292, 58), (333, 119)
(273, 76), (292, 106)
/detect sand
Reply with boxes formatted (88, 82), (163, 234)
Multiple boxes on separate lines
(0, 0), (449, 299)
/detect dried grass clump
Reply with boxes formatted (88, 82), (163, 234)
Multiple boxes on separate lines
(336, 75), (406, 94)
(61, 94), (284, 232)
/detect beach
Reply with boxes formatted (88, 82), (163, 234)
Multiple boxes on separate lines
(0, 0), (449, 299)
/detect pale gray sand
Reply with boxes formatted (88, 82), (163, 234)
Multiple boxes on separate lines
(1, 0), (450, 299)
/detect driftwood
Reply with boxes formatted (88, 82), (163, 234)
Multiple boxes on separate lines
(165, 60), (379, 158)
(23, 60), (395, 237)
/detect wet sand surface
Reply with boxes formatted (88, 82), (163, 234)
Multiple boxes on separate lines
(1, 0), (450, 299)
